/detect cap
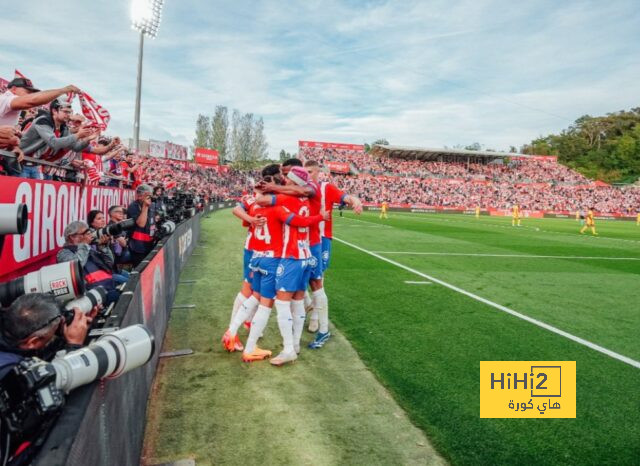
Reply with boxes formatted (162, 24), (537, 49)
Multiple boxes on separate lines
(7, 77), (40, 92)
(287, 166), (310, 186)
(136, 184), (153, 194)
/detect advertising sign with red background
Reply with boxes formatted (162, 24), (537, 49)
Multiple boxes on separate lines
(194, 147), (219, 167)
(0, 176), (134, 280)
(511, 155), (558, 163)
(298, 140), (365, 152)
(326, 161), (350, 173)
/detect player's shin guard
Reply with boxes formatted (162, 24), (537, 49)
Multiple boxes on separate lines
(312, 288), (329, 334)
(229, 292), (246, 327)
(229, 295), (259, 336)
(291, 299), (306, 350)
(275, 299), (294, 353)
(245, 305), (271, 354)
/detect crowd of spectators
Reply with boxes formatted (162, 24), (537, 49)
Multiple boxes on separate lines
(0, 75), (251, 201)
(301, 146), (639, 213)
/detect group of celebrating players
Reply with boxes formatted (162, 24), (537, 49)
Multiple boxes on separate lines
(221, 158), (362, 366)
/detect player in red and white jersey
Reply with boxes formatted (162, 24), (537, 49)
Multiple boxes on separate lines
(239, 177), (326, 363)
(222, 191), (265, 352)
(304, 160), (362, 344)
(254, 164), (318, 365)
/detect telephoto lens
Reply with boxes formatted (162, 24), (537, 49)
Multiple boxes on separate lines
(0, 260), (85, 307)
(62, 286), (107, 324)
(95, 218), (135, 238)
(52, 324), (155, 392)
(0, 203), (28, 235)
(157, 220), (176, 237)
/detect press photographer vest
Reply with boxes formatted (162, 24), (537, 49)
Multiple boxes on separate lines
(127, 201), (156, 254)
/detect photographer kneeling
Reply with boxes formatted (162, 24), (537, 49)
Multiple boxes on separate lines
(56, 221), (120, 305)
(0, 294), (91, 378)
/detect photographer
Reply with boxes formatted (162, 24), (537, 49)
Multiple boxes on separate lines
(108, 205), (132, 265)
(127, 184), (157, 267)
(0, 294), (91, 378)
(56, 221), (120, 305)
(19, 96), (98, 180)
(87, 210), (129, 285)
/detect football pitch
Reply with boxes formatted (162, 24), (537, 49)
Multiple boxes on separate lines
(328, 211), (640, 465)
(144, 210), (639, 465)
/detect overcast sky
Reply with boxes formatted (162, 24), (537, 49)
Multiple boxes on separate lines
(2, 0), (638, 157)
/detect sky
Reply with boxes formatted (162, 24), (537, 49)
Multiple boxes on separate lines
(1, 0), (639, 158)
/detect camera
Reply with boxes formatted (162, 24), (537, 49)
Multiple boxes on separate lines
(0, 325), (154, 449)
(0, 203), (28, 235)
(61, 286), (107, 324)
(155, 219), (176, 239)
(94, 218), (135, 239)
(0, 260), (84, 308)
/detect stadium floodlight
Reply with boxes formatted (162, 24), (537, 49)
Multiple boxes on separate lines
(130, 0), (164, 153)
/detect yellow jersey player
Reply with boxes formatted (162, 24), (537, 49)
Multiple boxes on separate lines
(380, 201), (388, 219)
(637, 212), (640, 226)
(576, 210), (580, 221)
(511, 204), (521, 227)
(580, 208), (597, 235)
(475, 205), (480, 219)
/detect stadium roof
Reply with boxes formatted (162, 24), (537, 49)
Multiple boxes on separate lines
(370, 144), (533, 161)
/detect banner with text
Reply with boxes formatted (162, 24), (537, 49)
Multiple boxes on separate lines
(326, 161), (350, 174)
(0, 176), (134, 280)
(194, 147), (219, 167)
(298, 140), (365, 152)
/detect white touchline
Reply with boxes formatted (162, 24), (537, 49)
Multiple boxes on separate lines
(372, 251), (640, 261)
(334, 236), (640, 370)
(404, 281), (432, 285)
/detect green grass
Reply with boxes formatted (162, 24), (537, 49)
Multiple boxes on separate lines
(142, 211), (444, 466)
(326, 211), (640, 465)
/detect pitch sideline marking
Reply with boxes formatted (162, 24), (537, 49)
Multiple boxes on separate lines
(373, 251), (640, 261)
(334, 236), (640, 370)
(404, 280), (432, 285)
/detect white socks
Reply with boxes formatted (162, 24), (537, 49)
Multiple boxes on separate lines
(229, 292), (245, 327)
(291, 299), (306, 349)
(313, 288), (329, 333)
(245, 305), (271, 353)
(275, 299), (294, 353)
(229, 295), (259, 336)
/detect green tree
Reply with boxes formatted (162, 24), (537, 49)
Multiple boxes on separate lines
(193, 114), (211, 149)
(211, 106), (229, 160)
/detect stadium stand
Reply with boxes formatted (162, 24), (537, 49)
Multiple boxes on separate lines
(300, 143), (640, 214)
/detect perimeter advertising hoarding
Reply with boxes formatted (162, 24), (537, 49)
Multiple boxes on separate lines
(326, 161), (350, 173)
(0, 176), (134, 280)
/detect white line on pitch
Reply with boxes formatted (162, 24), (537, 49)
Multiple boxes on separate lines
(404, 280), (432, 285)
(372, 251), (640, 261)
(334, 236), (640, 370)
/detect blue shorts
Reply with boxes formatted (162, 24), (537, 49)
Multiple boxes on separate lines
(250, 257), (279, 299)
(276, 258), (310, 293)
(309, 244), (323, 280)
(321, 237), (332, 271)
(243, 249), (253, 282)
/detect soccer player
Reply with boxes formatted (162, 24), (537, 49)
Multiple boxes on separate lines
(636, 211), (640, 226)
(475, 205), (480, 219)
(511, 203), (521, 227)
(222, 193), (266, 352)
(580, 208), (598, 235)
(255, 164), (316, 365)
(304, 160), (362, 341)
(380, 200), (388, 219)
(239, 166), (327, 362)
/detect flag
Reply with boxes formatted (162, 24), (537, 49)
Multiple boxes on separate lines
(14, 69), (26, 79)
(78, 91), (111, 130)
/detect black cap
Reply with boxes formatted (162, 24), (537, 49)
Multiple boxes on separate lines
(7, 77), (40, 92)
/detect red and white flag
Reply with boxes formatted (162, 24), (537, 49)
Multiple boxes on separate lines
(14, 69), (26, 79)
(77, 91), (111, 130)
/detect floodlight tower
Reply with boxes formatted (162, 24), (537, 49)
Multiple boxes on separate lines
(131, 0), (163, 153)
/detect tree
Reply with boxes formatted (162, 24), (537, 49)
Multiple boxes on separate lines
(229, 109), (242, 163)
(193, 114), (211, 149)
(211, 105), (229, 160)
(464, 142), (482, 151)
(372, 138), (389, 146)
(251, 117), (269, 161)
